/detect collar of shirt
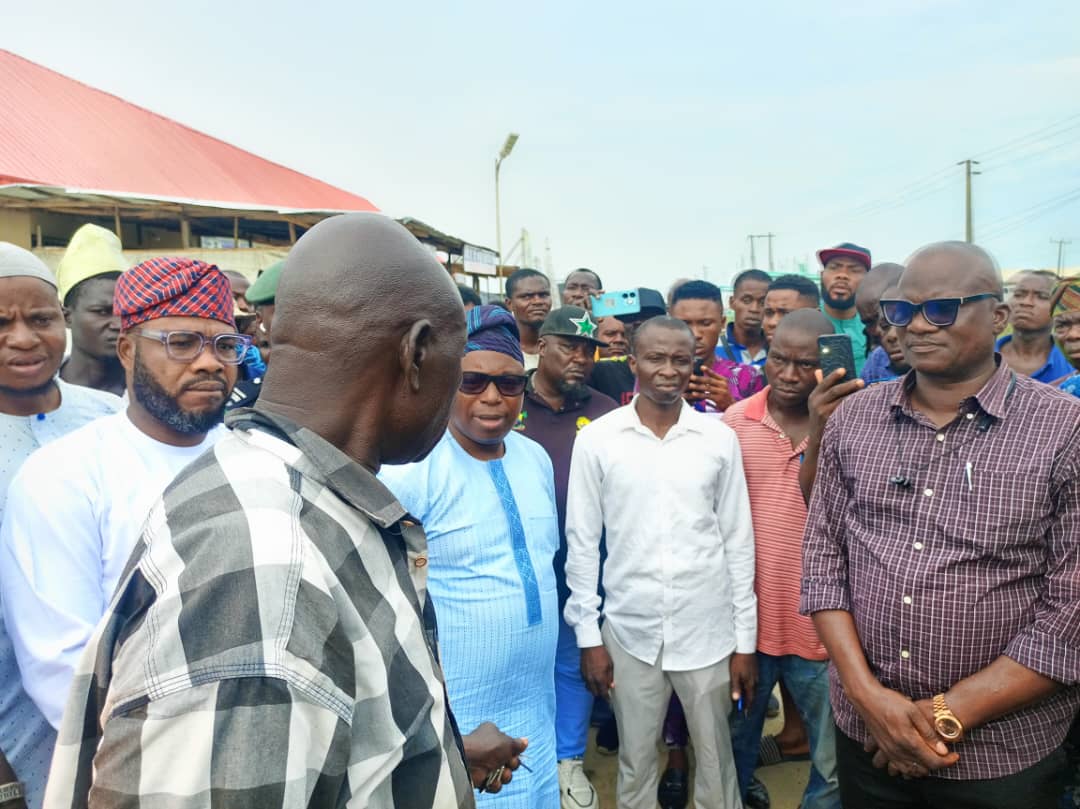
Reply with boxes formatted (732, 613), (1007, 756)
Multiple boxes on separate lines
(226, 407), (407, 529)
(724, 322), (768, 365)
(524, 370), (593, 414)
(889, 355), (1014, 425)
(743, 387), (809, 457)
(615, 396), (704, 439)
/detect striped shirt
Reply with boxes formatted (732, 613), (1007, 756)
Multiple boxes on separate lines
(45, 408), (474, 809)
(801, 361), (1080, 780)
(724, 389), (825, 661)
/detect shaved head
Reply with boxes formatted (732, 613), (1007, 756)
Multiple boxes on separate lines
(856, 263), (905, 310)
(631, 316), (694, 355)
(774, 308), (833, 342)
(260, 213), (467, 468)
(902, 241), (1003, 298)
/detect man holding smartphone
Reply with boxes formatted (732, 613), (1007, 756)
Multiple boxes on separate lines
(724, 310), (841, 809)
(670, 281), (764, 414)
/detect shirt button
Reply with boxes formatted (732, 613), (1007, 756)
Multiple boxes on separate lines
(923, 488), (934, 497)
(966, 412), (975, 420)
(913, 541), (924, 550)
(936, 433), (945, 442)
(901, 649), (911, 659)
(903, 595), (913, 605)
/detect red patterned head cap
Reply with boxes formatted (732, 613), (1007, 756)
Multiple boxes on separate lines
(114, 257), (236, 331)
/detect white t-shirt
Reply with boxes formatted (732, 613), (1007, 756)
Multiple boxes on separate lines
(0, 410), (226, 728)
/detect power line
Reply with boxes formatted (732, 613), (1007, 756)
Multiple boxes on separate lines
(980, 187), (1080, 240)
(980, 124), (1080, 172)
(973, 111), (1080, 162)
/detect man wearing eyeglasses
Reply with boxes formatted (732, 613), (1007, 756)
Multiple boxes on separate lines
(0, 257), (239, 734)
(801, 241), (1080, 808)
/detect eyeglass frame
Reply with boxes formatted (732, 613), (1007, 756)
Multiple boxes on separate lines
(132, 328), (253, 365)
(458, 371), (528, 397)
(879, 293), (1002, 328)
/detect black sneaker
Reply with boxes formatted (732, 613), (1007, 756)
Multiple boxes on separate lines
(657, 767), (688, 809)
(745, 775), (771, 809)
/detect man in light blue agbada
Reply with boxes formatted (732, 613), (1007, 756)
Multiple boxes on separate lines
(381, 305), (560, 808)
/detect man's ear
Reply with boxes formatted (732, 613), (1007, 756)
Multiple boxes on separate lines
(116, 332), (136, 373)
(628, 354), (638, 378)
(63, 306), (73, 328)
(537, 335), (548, 360)
(400, 319), (433, 393)
(992, 302), (1011, 337)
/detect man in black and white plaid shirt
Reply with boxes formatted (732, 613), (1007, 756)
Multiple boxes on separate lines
(45, 214), (526, 809)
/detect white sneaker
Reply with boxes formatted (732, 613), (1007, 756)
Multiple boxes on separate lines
(557, 757), (599, 809)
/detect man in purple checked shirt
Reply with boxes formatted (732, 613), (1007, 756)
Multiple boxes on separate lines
(801, 241), (1080, 808)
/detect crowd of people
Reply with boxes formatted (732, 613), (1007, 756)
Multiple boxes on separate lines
(0, 213), (1077, 809)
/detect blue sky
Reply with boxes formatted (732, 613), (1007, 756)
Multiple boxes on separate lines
(4, 0), (1079, 293)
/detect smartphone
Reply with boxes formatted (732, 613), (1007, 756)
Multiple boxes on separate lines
(591, 289), (641, 318)
(818, 334), (857, 380)
(692, 357), (706, 377)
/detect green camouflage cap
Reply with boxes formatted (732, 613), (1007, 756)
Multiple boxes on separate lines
(539, 305), (608, 347)
(246, 260), (284, 305)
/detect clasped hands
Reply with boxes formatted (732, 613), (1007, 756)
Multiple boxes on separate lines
(858, 687), (960, 780)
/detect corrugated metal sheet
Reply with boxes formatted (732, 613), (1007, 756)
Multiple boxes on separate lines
(0, 50), (378, 213)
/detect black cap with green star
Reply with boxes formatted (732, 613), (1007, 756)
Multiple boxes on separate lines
(539, 305), (610, 347)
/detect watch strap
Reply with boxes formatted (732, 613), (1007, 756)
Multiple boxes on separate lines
(0, 782), (25, 803)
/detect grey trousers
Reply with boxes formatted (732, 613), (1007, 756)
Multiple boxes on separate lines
(602, 622), (743, 809)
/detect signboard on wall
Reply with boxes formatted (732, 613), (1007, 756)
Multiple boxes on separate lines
(464, 243), (498, 276)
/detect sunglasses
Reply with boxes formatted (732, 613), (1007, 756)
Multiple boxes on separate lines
(459, 371), (528, 396)
(879, 293), (1000, 328)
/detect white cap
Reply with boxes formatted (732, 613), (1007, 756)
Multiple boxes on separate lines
(0, 242), (57, 288)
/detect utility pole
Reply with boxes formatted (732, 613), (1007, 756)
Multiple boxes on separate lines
(748, 234), (776, 270)
(958, 159), (980, 242)
(1051, 238), (1072, 276)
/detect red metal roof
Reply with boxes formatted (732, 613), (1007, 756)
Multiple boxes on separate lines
(0, 49), (378, 212)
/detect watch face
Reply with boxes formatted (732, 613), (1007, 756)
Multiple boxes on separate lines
(935, 716), (963, 740)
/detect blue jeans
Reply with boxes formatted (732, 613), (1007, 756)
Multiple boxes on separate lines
(730, 653), (840, 809)
(555, 613), (594, 759)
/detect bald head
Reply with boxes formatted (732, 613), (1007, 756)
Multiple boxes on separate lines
(902, 241), (1003, 298)
(631, 316), (694, 355)
(856, 263), (905, 310)
(261, 213), (467, 467)
(774, 308), (833, 342)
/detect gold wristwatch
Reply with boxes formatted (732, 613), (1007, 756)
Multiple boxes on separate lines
(932, 694), (964, 741)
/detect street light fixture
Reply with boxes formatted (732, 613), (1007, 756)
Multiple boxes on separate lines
(495, 132), (519, 271)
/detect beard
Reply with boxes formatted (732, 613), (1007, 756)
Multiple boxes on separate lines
(821, 282), (855, 311)
(556, 377), (589, 399)
(132, 350), (227, 436)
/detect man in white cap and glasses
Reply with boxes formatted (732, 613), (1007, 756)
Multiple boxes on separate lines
(0, 242), (122, 809)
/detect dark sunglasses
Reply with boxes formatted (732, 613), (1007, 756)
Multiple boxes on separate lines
(879, 293), (1001, 328)
(459, 371), (528, 396)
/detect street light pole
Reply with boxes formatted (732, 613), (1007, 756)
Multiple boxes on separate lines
(494, 133), (519, 272)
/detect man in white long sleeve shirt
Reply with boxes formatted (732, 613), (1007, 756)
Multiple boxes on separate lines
(564, 316), (757, 809)
(0, 258), (242, 731)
